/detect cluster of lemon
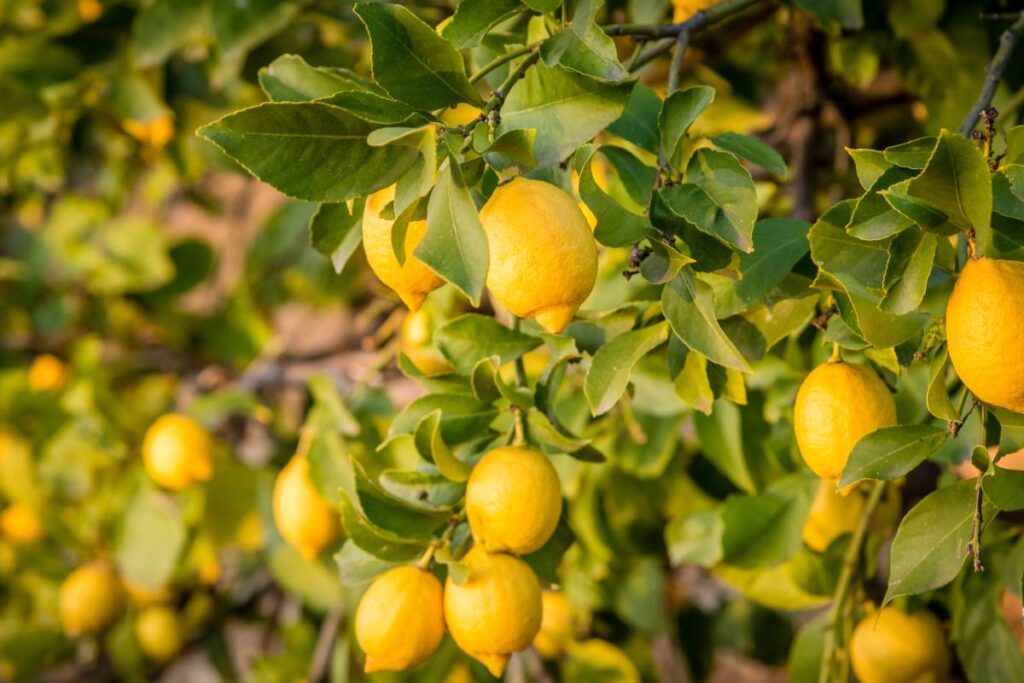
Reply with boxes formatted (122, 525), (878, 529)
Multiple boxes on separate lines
(790, 256), (1024, 682)
(363, 176), (598, 334)
(355, 445), (564, 675)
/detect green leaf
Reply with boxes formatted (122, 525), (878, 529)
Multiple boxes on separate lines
(839, 425), (947, 488)
(881, 179), (959, 236)
(846, 166), (916, 241)
(847, 148), (891, 190)
(540, 0), (628, 82)
(710, 132), (787, 177)
(378, 469), (464, 511)
(259, 54), (375, 102)
(659, 85), (715, 161)
(793, 0), (863, 29)
(268, 545), (344, 612)
(884, 136), (936, 169)
(337, 490), (427, 562)
(353, 457), (449, 537)
(657, 149), (758, 252)
(308, 374), (360, 436)
(354, 3), (481, 110)
(389, 393), (499, 444)
(442, 0), (523, 49)
(413, 411), (474, 482)
(198, 102), (418, 202)
(808, 200), (887, 299)
(693, 400), (757, 493)
(130, 0), (206, 68)
(954, 550), (1024, 683)
(662, 270), (751, 372)
(884, 479), (993, 604)
(906, 130), (992, 250)
(879, 228), (937, 314)
(335, 540), (401, 586)
(309, 201), (363, 274)
(834, 290), (928, 348)
(720, 476), (817, 568)
(497, 61), (631, 166)
(735, 218), (810, 304)
(435, 314), (542, 372)
(926, 347), (959, 422)
(317, 90), (421, 125)
(210, 0), (297, 62)
(115, 486), (186, 590)
(608, 84), (661, 153)
(982, 465), (1024, 511)
(666, 508), (724, 566)
(523, 515), (576, 583)
(578, 148), (651, 247)
(584, 321), (669, 416)
(526, 408), (603, 460)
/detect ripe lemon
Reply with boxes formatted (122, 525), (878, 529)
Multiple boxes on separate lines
(28, 354), (67, 391)
(802, 480), (902, 552)
(271, 455), (339, 561)
(533, 591), (575, 659)
(58, 561), (124, 636)
(142, 414), (213, 491)
(444, 545), (542, 676)
(134, 605), (183, 662)
(465, 446), (561, 555)
(355, 565), (445, 672)
(400, 308), (452, 376)
(362, 185), (444, 311)
(850, 606), (951, 683)
(440, 103), (482, 128)
(0, 503), (43, 545)
(946, 257), (1024, 413)
(672, 0), (716, 22)
(793, 361), (896, 480)
(479, 178), (597, 333)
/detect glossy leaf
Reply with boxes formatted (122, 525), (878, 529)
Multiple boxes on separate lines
(839, 425), (947, 488)
(663, 270), (751, 372)
(584, 321), (669, 416)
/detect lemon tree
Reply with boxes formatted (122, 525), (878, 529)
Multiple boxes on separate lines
(3, 0), (1024, 682)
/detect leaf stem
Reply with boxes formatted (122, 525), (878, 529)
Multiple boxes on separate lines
(958, 11), (1024, 136)
(817, 480), (887, 683)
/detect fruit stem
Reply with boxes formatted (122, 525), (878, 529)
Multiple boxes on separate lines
(817, 480), (886, 683)
(829, 343), (842, 363)
(416, 540), (439, 570)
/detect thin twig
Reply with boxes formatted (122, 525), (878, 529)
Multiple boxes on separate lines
(308, 608), (343, 683)
(958, 11), (1024, 136)
(470, 42), (540, 85)
(818, 481), (886, 683)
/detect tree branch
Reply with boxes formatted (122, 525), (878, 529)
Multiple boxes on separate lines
(958, 11), (1024, 136)
(308, 608), (343, 683)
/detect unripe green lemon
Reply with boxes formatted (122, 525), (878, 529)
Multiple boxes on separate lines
(142, 414), (213, 491)
(479, 177), (597, 333)
(946, 256), (1024, 413)
(134, 605), (183, 663)
(272, 455), (339, 560)
(465, 446), (561, 555)
(58, 561), (124, 636)
(793, 361), (896, 480)
(444, 545), (542, 676)
(355, 565), (445, 672)
(850, 606), (951, 683)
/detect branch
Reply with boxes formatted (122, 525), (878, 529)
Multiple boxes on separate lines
(818, 481), (887, 683)
(308, 608), (343, 683)
(958, 11), (1024, 136)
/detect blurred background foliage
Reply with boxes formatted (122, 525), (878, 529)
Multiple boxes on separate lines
(1, 0), (1024, 682)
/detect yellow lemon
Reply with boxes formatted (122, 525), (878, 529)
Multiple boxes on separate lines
(533, 591), (575, 659)
(0, 503), (43, 545)
(400, 308), (452, 376)
(123, 578), (173, 607)
(440, 103), (482, 128)
(672, 0), (716, 22)
(946, 257), (1024, 413)
(272, 455), (339, 561)
(134, 605), (183, 663)
(793, 361), (896, 480)
(362, 185), (444, 311)
(58, 561), (124, 636)
(355, 565), (445, 672)
(479, 178), (597, 333)
(802, 480), (902, 552)
(28, 354), (67, 391)
(142, 414), (213, 491)
(78, 0), (102, 22)
(123, 115), (174, 148)
(850, 607), (951, 683)
(466, 446), (561, 555)
(444, 545), (542, 676)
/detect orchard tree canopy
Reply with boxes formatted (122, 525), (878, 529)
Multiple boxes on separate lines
(3, 0), (1024, 682)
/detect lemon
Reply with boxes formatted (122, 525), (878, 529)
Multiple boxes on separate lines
(440, 103), (482, 128)
(58, 561), (124, 636)
(793, 361), (896, 480)
(946, 257), (1024, 413)
(444, 545), (542, 676)
(479, 178), (597, 333)
(134, 605), (183, 662)
(123, 115), (174, 148)
(850, 606), (951, 683)
(355, 565), (445, 672)
(362, 185), (444, 311)
(672, 0), (716, 22)
(802, 480), (902, 552)
(78, 0), (102, 22)
(122, 578), (173, 607)
(27, 354), (67, 391)
(272, 455), (339, 560)
(533, 591), (575, 659)
(142, 414), (213, 491)
(0, 503), (43, 545)
(400, 308), (452, 376)
(466, 446), (561, 555)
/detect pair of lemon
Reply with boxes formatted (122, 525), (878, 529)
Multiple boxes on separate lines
(355, 445), (563, 676)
